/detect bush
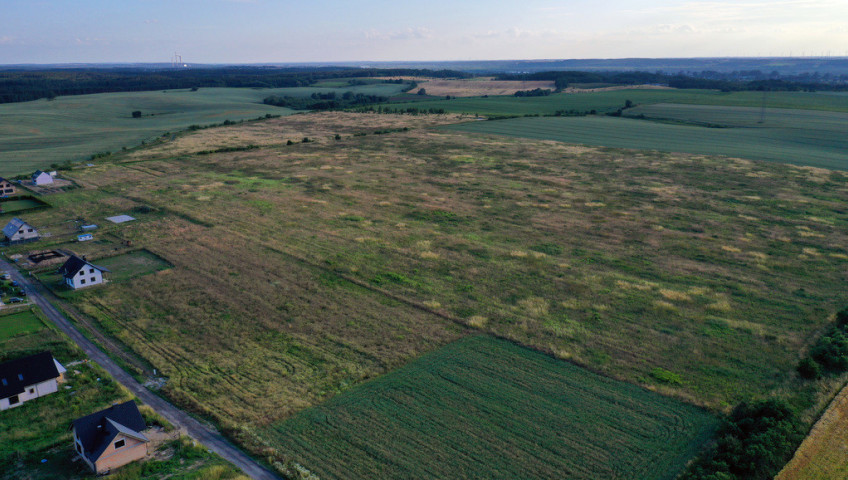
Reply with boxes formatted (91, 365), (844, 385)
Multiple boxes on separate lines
(797, 357), (821, 379)
(131, 110), (141, 118)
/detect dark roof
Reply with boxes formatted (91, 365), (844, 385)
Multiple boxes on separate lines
(33, 170), (47, 177)
(72, 401), (148, 463)
(0, 351), (60, 399)
(58, 255), (109, 278)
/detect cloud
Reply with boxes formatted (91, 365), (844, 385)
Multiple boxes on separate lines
(0, 36), (15, 45)
(144, 19), (159, 24)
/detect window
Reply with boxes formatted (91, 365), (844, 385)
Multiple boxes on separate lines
(79, 271), (84, 276)
(8, 395), (19, 405)
(76, 443), (82, 453)
(114, 439), (125, 449)
(90, 277), (96, 282)
(89, 268), (94, 274)
(80, 279), (86, 285)
(28, 388), (34, 394)
(27, 229), (33, 233)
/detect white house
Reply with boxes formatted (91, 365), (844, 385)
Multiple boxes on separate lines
(0, 351), (66, 411)
(32, 170), (53, 186)
(2, 217), (40, 243)
(58, 255), (109, 289)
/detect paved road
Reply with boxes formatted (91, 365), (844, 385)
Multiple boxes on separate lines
(2, 259), (281, 480)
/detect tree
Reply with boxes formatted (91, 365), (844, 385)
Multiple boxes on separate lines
(132, 110), (142, 118)
(417, 88), (426, 95)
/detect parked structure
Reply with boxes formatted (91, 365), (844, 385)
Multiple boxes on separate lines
(0, 351), (66, 411)
(32, 170), (54, 186)
(0, 178), (15, 196)
(2, 217), (40, 243)
(72, 401), (150, 474)
(58, 255), (109, 289)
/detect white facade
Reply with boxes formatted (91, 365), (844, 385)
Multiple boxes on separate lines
(32, 171), (53, 185)
(4, 223), (39, 242)
(65, 265), (105, 289)
(0, 378), (59, 411)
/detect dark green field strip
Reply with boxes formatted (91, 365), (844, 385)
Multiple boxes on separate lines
(265, 336), (716, 480)
(387, 89), (848, 116)
(446, 114), (848, 170)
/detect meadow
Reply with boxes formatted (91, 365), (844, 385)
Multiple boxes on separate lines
(0, 83), (409, 176)
(265, 335), (716, 480)
(0, 196), (50, 216)
(9, 111), (847, 475)
(446, 107), (848, 170)
(386, 89), (848, 116)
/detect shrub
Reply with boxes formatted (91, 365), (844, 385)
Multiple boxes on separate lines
(797, 357), (821, 379)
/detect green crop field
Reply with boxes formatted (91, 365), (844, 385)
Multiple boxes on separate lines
(387, 89), (848, 116)
(95, 249), (172, 283)
(0, 83), (409, 177)
(0, 310), (45, 341)
(446, 107), (848, 170)
(264, 335), (717, 480)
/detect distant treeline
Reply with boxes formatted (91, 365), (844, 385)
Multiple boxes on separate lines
(0, 67), (470, 104)
(495, 70), (848, 92)
(263, 91), (388, 110)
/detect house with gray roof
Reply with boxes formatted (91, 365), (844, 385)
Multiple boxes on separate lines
(2, 217), (40, 243)
(32, 170), (53, 186)
(72, 401), (150, 474)
(0, 351), (66, 410)
(58, 255), (109, 290)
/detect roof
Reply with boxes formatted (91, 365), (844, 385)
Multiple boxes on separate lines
(32, 170), (49, 177)
(106, 215), (136, 224)
(2, 217), (33, 239)
(73, 401), (148, 463)
(58, 255), (110, 278)
(0, 351), (61, 399)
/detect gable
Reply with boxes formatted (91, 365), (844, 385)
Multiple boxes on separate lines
(0, 352), (60, 399)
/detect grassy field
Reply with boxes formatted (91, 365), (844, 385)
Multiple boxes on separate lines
(387, 89), (848, 116)
(0, 309), (246, 480)
(264, 335), (717, 480)
(95, 250), (172, 283)
(777, 383), (848, 480)
(0, 196), (50, 215)
(446, 108), (848, 170)
(0, 83), (409, 177)
(5, 111), (846, 475)
(0, 309), (44, 340)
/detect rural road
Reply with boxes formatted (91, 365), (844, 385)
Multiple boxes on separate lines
(1, 258), (281, 480)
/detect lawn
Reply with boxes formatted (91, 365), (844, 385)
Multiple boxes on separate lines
(386, 89), (848, 116)
(0, 309), (44, 340)
(445, 108), (848, 170)
(95, 250), (172, 283)
(0, 83), (410, 176)
(0, 196), (50, 216)
(265, 335), (717, 480)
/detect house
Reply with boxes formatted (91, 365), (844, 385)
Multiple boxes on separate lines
(0, 177), (15, 196)
(2, 217), (40, 243)
(58, 255), (109, 290)
(32, 170), (53, 186)
(72, 401), (150, 474)
(0, 351), (66, 411)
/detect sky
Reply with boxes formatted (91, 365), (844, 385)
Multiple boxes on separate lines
(1, 0), (847, 64)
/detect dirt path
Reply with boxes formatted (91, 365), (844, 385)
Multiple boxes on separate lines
(1, 258), (281, 480)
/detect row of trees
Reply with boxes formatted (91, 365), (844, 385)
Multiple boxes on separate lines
(263, 92), (388, 110)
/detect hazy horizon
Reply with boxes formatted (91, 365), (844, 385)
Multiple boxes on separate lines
(2, 0), (847, 64)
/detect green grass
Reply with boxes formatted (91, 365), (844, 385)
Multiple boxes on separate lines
(0, 83), (409, 177)
(265, 335), (717, 480)
(0, 196), (50, 216)
(446, 107), (848, 170)
(95, 250), (172, 283)
(387, 89), (848, 116)
(0, 310), (44, 340)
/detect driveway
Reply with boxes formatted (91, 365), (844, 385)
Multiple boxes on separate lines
(1, 258), (281, 480)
